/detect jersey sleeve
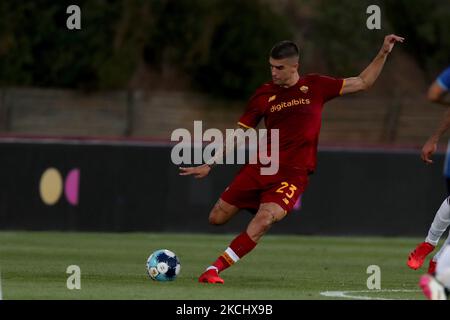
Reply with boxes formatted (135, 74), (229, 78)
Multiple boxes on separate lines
(237, 88), (268, 129)
(316, 75), (345, 103)
(437, 67), (450, 91)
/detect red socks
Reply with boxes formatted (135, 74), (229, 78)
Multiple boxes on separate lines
(211, 232), (257, 273)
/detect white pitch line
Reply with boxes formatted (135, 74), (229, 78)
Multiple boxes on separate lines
(320, 289), (421, 300)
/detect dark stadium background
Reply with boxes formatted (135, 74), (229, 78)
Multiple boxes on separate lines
(1, 0), (448, 235)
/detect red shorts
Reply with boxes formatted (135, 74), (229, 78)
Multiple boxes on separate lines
(220, 164), (309, 213)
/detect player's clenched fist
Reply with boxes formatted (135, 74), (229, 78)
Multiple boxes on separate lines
(421, 139), (437, 164)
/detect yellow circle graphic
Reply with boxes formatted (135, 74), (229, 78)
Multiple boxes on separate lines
(39, 168), (63, 205)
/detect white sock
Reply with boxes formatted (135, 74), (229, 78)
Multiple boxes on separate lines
(206, 266), (218, 272)
(425, 197), (450, 246)
(433, 232), (450, 261)
(436, 246), (450, 289)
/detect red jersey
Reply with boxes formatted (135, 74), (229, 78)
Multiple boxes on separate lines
(238, 74), (344, 173)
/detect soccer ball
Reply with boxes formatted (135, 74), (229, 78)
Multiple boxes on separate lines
(146, 249), (181, 281)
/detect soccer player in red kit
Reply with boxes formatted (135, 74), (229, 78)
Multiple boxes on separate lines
(180, 34), (404, 284)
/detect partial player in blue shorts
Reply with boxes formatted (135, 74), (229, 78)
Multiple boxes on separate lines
(408, 66), (450, 275)
(433, 67), (450, 193)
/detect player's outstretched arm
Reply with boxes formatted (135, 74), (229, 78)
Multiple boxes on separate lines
(341, 34), (404, 95)
(179, 125), (249, 179)
(421, 109), (450, 164)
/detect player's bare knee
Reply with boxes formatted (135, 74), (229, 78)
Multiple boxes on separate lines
(208, 212), (222, 225)
(208, 204), (227, 225)
(256, 209), (277, 230)
(208, 214), (223, 225)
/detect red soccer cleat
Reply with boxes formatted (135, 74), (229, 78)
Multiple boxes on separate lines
(198, 269), (224, 284)
(428, 259), (437, 274)
(407, 242), (435, 270)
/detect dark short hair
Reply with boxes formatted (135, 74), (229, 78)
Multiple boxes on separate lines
(270, 41), (299, 60)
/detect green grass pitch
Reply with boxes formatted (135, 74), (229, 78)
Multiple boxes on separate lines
(0, 231), (433, 300)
